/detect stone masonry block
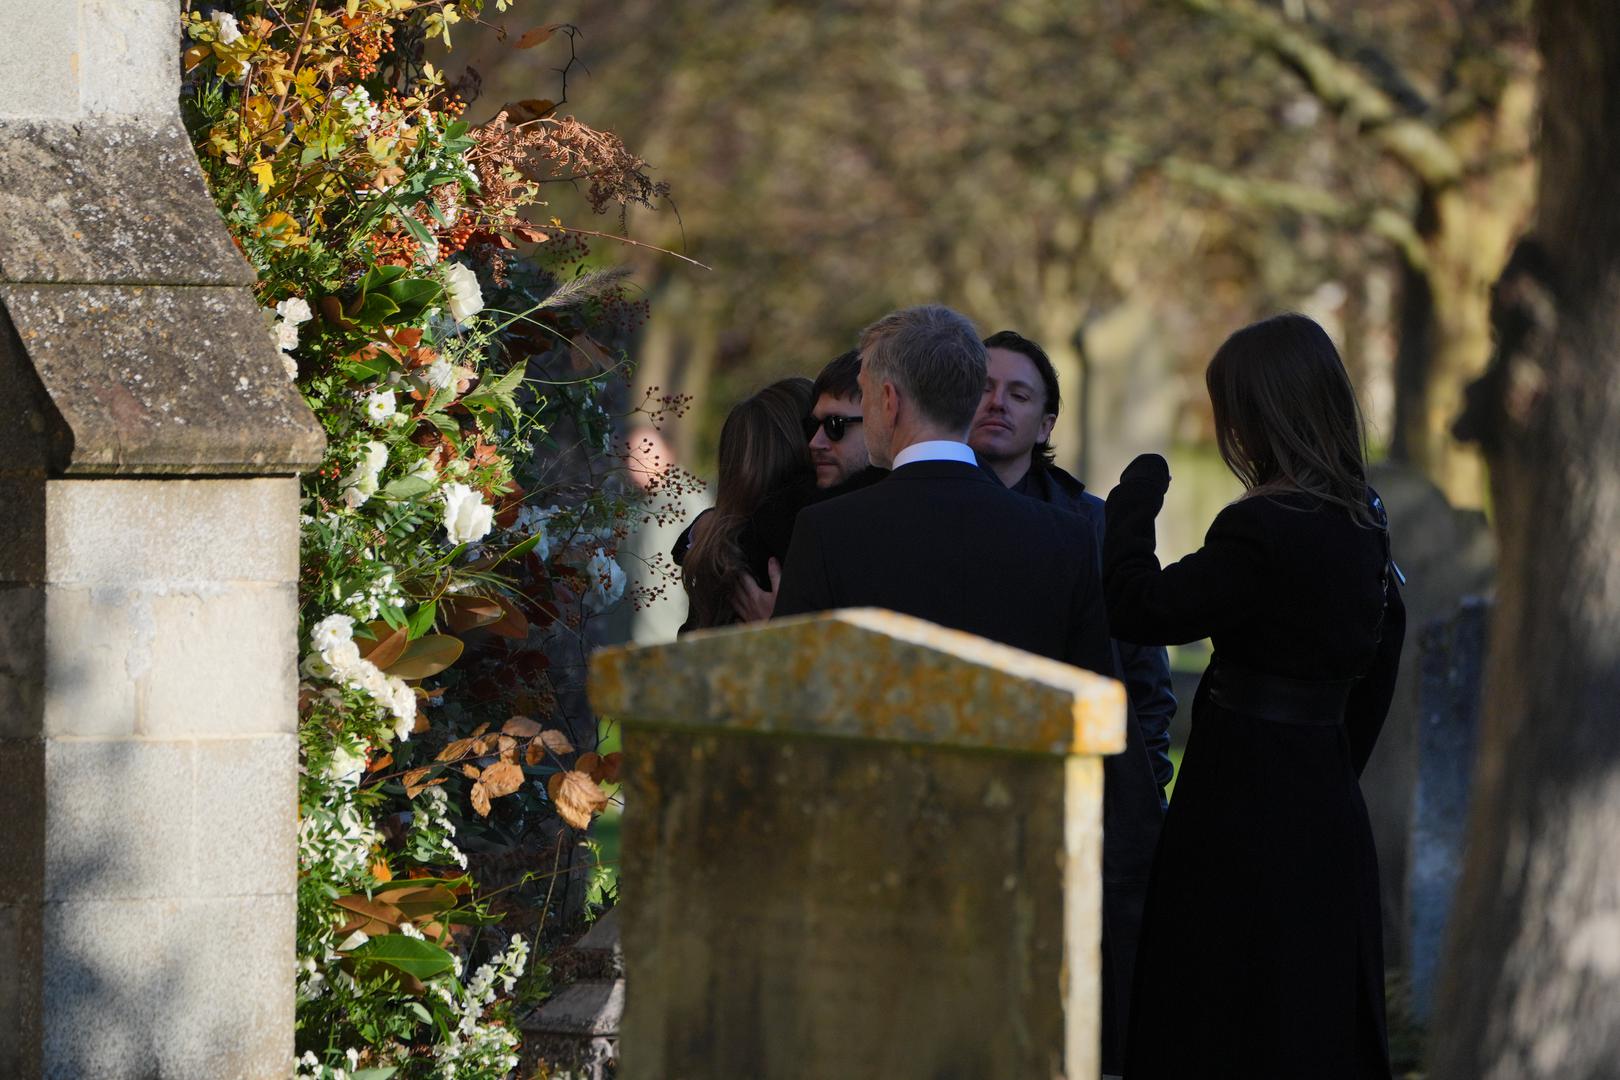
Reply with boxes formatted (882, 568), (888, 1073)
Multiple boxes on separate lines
(0, 1), (81, 119)
(80, 1), (181, 119)
(0, 739), (45, 903)
(0, 584), (44, 739)
(41, 587), (139, 739)
(142, 584), (298, 738)
(39, 893), (294, 1080)
(42, 739), (192, 903)
(42, 735), (296, 902)
(45, 479), (300, 586)
(0, 286), (324, 474)
(0, 476), (46, 583)
(191, 735), (297, 898)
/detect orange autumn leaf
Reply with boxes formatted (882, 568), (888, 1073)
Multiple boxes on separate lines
(480, 761), (525, 799)
(470, 781), (491, 817)
(502, 716), (542, 738)
(547, 770), (608, 829)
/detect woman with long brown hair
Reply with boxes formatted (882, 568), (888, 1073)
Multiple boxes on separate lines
(681, 377), (816, 630)
(1104, 313), (1405, 1078)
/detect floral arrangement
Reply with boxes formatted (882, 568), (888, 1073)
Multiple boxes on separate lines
(181, 4), (692, 1076)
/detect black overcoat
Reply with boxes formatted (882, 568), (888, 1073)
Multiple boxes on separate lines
(1104, 454), (1405, 1080)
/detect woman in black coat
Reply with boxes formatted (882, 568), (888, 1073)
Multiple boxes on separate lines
(1105, 314), (1405, 1079)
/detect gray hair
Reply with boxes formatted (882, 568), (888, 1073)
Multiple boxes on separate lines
(858, 305), (986, 432)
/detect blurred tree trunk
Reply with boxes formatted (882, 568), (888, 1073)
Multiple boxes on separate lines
(1432, 2), (1620, 1075)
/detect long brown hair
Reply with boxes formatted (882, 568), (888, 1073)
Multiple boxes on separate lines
(683, 377), (815, 628)
(1206, 313), (1378, 526)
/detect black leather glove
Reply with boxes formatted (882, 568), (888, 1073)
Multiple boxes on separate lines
(1119, 453), (1171, 493)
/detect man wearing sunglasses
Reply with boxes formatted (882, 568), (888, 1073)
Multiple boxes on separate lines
(803, 349), (875, 490)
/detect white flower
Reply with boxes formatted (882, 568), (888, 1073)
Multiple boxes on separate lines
(276, 296), (313, 325)
(341, 470), (379, 509)
(311, 614), (356, 654)
(282, 354), (298, 381)
(442, 262), (485, 325)
(324, 740), (368, 786)
(210, 9), (242, 44)
(441, 483), (494, 545)
(406, 457), (438, 484)
(364, 389), (396, 425)
(583, 548), (627, 612)
(273, 318), (300, 352)
(300, 652), (335, 681)
(321, 638), (364, 676)
(425, 358), (456, 391)
(358, 440), (389, 474)
(510, 504), (555, 562)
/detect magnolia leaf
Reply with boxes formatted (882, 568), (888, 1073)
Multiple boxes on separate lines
(335, 894), (405, 928)
(546, 770), (609, 829)
(480, 760), (525, 798)
(384, 635), (463, 680)
(502, 716), (542, 738)
(402, 766), (444, 798)
(345, 933), (456, 981)
(514, 24), (559, 48)
(540, 729), (575, 755)
(469, 781), (491, 817)
(440, 594), (504, 632)
(486, 594), (530, 639)
(359, 624), (409, 671)
(381, 884), (458, 920)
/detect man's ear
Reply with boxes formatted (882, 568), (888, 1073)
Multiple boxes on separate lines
(881, 380), (901, 423)
(1038, 412), (1057, 443)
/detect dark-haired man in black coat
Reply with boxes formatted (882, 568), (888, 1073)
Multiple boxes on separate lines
(774, 304), (1163, 1075)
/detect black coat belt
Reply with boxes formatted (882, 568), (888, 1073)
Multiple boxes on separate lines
(1206, 660), (1356, 726)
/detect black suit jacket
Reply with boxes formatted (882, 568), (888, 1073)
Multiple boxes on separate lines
(774, 459), (1116, 675)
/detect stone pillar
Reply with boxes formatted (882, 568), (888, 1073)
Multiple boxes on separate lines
(591, 609), (1126, 1080)
(0, 3), (325, 1076)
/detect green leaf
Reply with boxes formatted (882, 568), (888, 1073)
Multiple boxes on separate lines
(358, 265), (410, 293)
(494, 531), (545, 565)
(383, 277), (445, 321)
(407, 600), (438, 639)
(351, 1069), (399, 1080)
(382, 475), (435, 501)
(341, 355), (395, 382)
(345, 934), (456, 981)
(392, 205), (438, 252)
(354, 291), (402, 324)
(378, 603), (408, 632)
(374, 875), (471, 893)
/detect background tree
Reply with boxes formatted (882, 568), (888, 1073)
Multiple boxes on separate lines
(1431, 1), (1620, 1074)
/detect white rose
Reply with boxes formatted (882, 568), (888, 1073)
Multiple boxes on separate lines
(324, 741), (367, 786)
(273, 319), (300, 352)
(341, 470), (378, 509)
(300, 652), (335, 681)
(441, 482), (494, 545)
(320, 638), (363, 677)
(359, 440), (389, 474)
(210, 9), (242, 44)
(442, 262), (484, 325)
(425, 358), (455, 391)
(583, 547), (627, 613)
(276, 296), (313, 325)
(282, 354), (298, 381)
(406, 458), (438, 484)
(364, 390), (396, 425)
(311, 614), (356, 653)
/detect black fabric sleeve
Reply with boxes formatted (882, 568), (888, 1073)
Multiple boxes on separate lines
(1103, 455), (1267, 646)
(771, 509), (835, 618)
(670, 508), (712, 567)
(1064, 527), (1119, 679)
(1346, 577), (1406, 776)
(1118, 640), (1177, 793)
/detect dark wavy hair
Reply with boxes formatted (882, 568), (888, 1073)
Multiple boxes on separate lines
(682, 377), (815, 628)
(811, 349), (862, 403)
(1206, 313), (1377, 526)
(983, 330), (1061, 470)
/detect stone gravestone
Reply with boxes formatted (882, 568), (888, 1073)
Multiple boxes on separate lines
(591, 608), (1126, 1080)
(0, 2), (323, 1076)
(1359, 463), (1495, 968)
(1406, 597), (1490, 1023)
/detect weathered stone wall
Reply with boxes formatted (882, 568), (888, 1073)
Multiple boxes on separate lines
(0, 3), (323, 1075)
(592, 609), (1126, 1080)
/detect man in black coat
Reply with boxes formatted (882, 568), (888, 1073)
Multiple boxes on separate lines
(773, 305), (1161, 1074)
(968, 330), (1174, 1074)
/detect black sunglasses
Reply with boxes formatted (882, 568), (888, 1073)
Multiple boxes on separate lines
(803, 414), (863, 442)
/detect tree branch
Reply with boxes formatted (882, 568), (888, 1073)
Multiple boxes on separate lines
(1127, 145), (1429, 270)
(1178, 0), (1464, 188)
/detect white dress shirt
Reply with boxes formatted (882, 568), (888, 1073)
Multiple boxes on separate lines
(891, 439), (979, 469)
